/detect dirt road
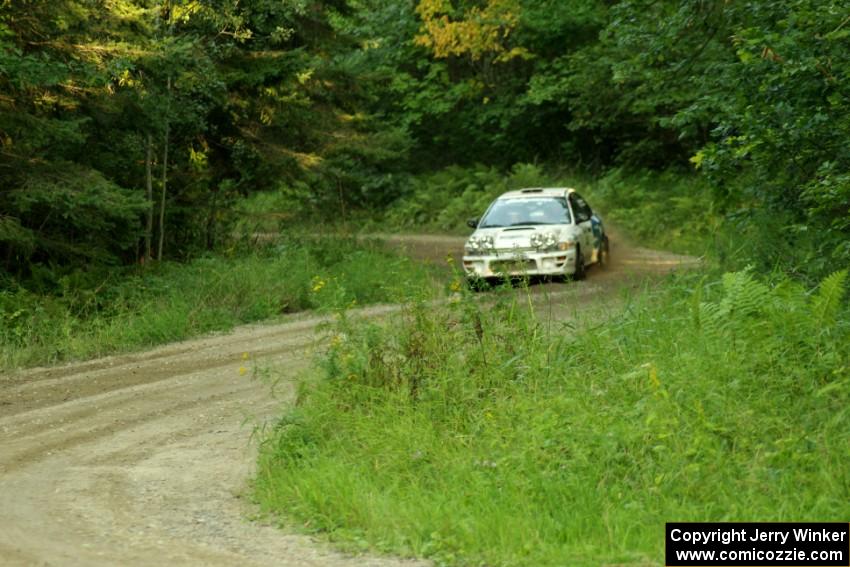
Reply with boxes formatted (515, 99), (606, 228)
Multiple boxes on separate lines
(0, 234), (698, 566)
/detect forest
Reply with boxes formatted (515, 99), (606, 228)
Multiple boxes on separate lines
(2, 0), (848, 283)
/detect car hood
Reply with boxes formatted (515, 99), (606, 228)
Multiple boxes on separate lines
(470, 225), (571, 250)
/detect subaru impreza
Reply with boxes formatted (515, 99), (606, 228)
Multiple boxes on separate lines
(462, 188), (609, 283)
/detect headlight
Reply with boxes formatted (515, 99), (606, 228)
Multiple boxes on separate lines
(530, 231), (559, 251)
(465, 235), (494, 255)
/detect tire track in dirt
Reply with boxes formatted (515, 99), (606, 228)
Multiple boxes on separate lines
(0, 232), (698, 566)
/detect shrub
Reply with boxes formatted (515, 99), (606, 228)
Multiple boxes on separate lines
(383, 163), (555, 233)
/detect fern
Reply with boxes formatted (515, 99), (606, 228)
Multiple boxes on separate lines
(697, 301), (723, 334)
(699, 270), (771, 334)
(697, 269), (848, 344)
(811, 270), (848, 327)
(720, 271), (771, 317)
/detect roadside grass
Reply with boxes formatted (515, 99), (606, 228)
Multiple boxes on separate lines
(254, 269), (850, 566)
(0, 236), (438, 370)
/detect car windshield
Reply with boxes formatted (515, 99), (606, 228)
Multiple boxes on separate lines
(479, 197), (572, 228)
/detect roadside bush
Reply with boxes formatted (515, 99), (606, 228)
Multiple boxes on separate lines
(382, 163), (555, 233)
(584, 167), (718, 256)
(255, 269), (850, 566)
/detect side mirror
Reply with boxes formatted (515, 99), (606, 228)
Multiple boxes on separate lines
(467, 217), (479, 229)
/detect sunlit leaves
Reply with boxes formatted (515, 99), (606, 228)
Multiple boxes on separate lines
(414, 0), (528, 62)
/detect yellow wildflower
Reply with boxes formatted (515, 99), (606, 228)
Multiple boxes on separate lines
(644, 362), (660, 389)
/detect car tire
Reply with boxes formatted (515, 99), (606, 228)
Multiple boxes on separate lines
(573, 246), (586, 281)
(598, 236), (610, 269)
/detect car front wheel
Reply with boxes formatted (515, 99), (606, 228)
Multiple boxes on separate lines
(573, 246), (586, 281)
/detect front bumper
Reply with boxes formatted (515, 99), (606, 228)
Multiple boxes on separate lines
(462, 249), (577, 279)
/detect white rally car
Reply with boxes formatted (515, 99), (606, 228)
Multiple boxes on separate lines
(462, 188), (609, 282)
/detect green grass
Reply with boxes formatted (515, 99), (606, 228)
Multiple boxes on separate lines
(254, 269), (850, 566)
(0, 236), (438, 369)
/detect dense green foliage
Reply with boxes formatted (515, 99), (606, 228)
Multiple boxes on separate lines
(0, 236), (436, 368)
(346, 0), (848, 276)
(255, 270), (850, 565)
(3, 0), (848, 282)
(0, 0), (404, 278)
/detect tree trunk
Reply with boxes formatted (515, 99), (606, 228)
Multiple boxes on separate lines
(145, 132), (153, 262)
(205, 188), (218, 251)
(156, 75), (171, 261)
(337, 177), (346, 228)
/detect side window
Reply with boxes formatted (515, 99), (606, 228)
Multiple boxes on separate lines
(570, 194), (592, 222)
